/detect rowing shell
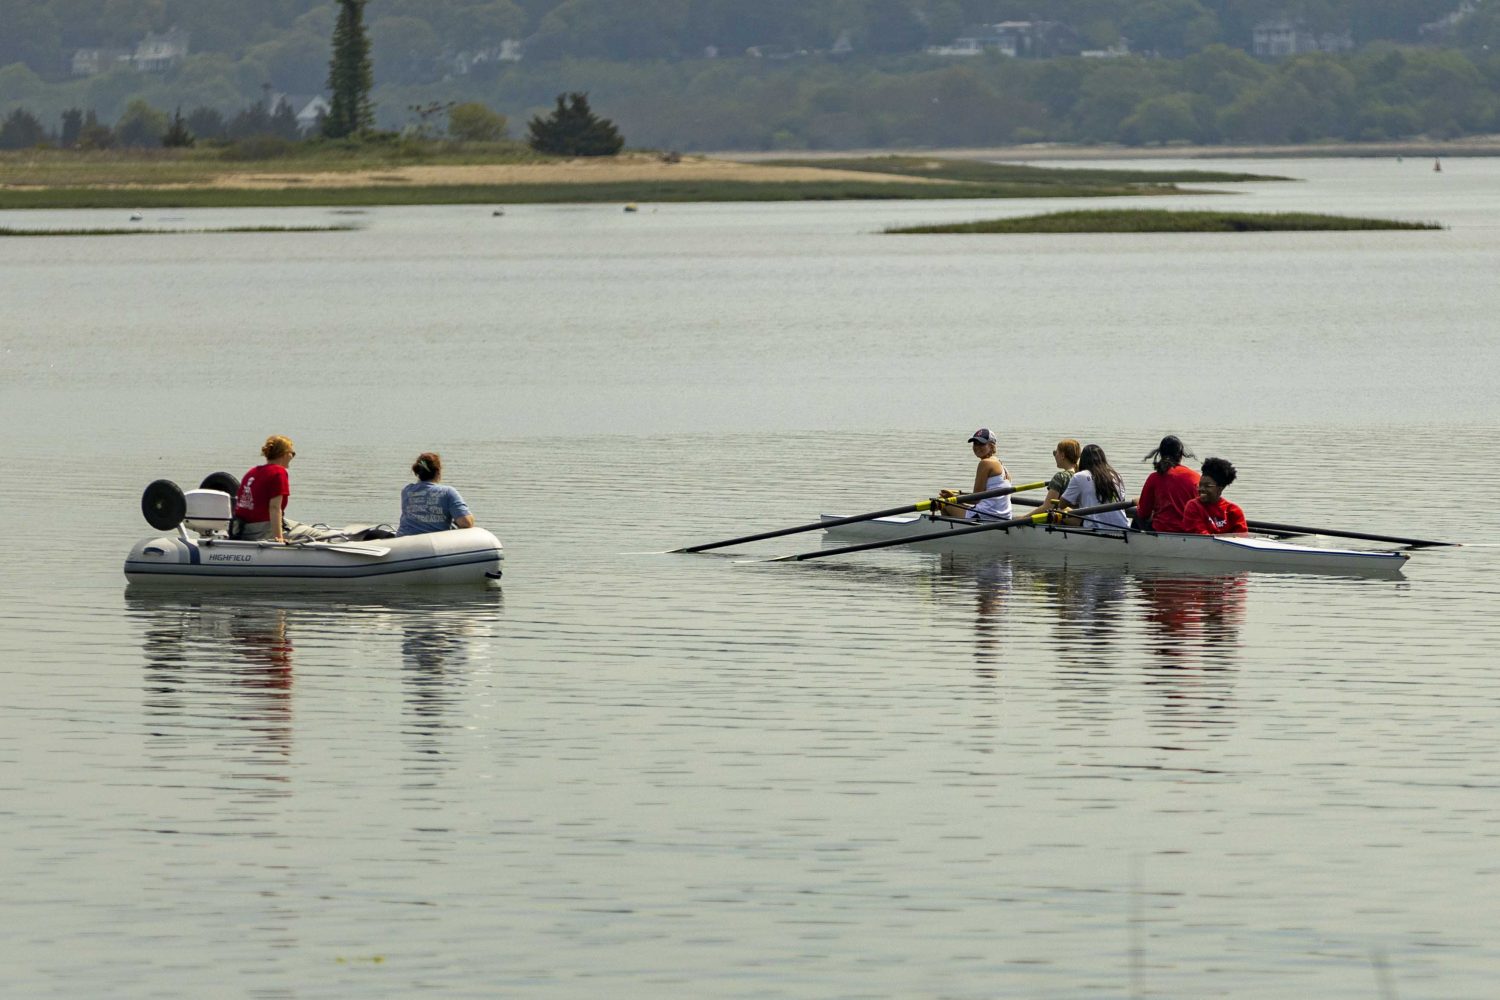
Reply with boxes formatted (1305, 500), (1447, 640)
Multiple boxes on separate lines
(818, 514), (1408, 576)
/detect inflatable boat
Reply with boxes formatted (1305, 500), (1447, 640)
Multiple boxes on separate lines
(124, 476), (503, 587)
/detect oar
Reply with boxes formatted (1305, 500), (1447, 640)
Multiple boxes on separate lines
(670, 481), (1047, 554)
(764, 499), (1135, 563)
(1015, 496), (1453, 548)
(1244, 520), (1455, 549)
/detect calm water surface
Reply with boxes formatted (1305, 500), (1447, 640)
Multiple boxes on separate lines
(4, 158), (1500, 998)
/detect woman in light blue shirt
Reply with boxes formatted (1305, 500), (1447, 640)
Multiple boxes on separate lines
(398, 452), (476, 536)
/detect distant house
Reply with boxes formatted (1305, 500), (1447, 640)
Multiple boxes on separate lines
(133, 28), (189, 72)
(927, 37), (986, 57)
(70, 48), (131, 77)
(1252, 19), (1351, 57)
(928, 21), (1081, 58)
(445, 40), (523, 76)
(1421, 1), (1478, 42)
(746, 44), (800, 60)
(295, 97), (330, 134)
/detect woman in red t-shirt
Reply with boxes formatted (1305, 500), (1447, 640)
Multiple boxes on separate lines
(1135, 434), (1200, 533)
(1181, 456), (1248, 535)
(233, 435), (295, 542)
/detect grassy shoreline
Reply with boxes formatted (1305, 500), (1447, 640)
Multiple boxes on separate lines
(0, 225), (357, 237)
(0, 149), (1286, 210)
(0, 179), (1216, 210)
(888, 209), (1442, 234)
(766, 155), (1288, 184)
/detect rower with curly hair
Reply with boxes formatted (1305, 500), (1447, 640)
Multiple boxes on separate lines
(1181, 457), (1248, 535)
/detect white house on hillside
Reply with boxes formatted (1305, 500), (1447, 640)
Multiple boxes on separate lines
(1252, 19), (1352, 57)
(133, 29), (190, 72)
(70, 48), (131, 76)
(296, 97), (330, 134)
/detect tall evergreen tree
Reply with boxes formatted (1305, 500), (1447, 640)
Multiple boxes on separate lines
(59, 109), (83, 149)
(162, 107), (195, 148)
(527, 93), (624, 157)
(324, 0), (374, 138)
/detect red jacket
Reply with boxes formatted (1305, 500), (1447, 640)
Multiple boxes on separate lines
(1182, 497), (1247, 535)
(1137, 464), (1201, 533)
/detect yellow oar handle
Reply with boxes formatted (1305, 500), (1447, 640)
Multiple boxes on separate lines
(918, 481), (1047, 511)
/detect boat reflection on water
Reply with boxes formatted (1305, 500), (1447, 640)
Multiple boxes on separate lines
(1136, 572), (1249, 655)
(1134, 572), (1248, 737)
(130, 592), (299, 794)
(968, 557), (1013, 673)
(126, 587), (504, 790)
(929, 553), (1249, 735)
(395, 593), (504, 783)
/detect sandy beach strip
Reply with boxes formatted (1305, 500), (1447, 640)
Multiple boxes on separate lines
(207, 158), (954, 190)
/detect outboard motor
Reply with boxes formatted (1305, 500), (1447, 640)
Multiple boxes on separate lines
(183, 490), (233, 535)
(141, 472), (242, 535)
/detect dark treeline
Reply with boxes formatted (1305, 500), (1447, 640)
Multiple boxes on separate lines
(3, 1), (1496, 73)
(4, 0), (1500, 150)
(386, 44), (1500, 148)
(0, 96), (305, 151)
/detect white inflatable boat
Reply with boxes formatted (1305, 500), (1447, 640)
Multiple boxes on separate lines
(124, 477), (503, 587)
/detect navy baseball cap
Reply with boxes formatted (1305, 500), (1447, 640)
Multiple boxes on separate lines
(968, 428), (996, 446)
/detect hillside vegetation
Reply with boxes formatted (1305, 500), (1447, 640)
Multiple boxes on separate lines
(3, 1), (1500, 150)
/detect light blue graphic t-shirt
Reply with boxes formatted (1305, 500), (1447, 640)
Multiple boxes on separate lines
(398, 482), (471, 536)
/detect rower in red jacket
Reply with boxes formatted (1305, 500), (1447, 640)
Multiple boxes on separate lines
(1136, 434), (1199, 532)
(1181, 456), (1248, 535)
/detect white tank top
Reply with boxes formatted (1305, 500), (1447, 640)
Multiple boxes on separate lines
(971, 472), (1013, 519)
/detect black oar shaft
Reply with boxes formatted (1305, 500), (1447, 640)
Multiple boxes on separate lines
(675, 482), (1041, 554)
(1014, 498), (1451, 548)
(774, 500), (1134, 563)
(1245, 520), (1454, 548)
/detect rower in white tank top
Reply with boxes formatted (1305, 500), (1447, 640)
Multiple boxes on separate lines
(971, 471), (1013, 520)
(938, 427), (1013, 520)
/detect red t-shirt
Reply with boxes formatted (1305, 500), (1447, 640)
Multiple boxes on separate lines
(1137, 464), (1201, 533)
(1182, 497), (1247, 535)
(234, 463), (290, 523)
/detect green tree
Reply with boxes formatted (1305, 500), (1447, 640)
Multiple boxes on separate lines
(527, 92), (624, 156)
(370, 16), (441, 84)
(1069, 62), (1166, 140)
(1120, 93), (1202, 143)
(78, 110), (114, 150)
(1124, 0), (1221, 57)
(115, 100), (169, 148)
(448, 102), (509, 141)
(0, 62), (45, 103)
(162, 108), (195, 147)
(324, 0), (374, 138)
(0, 108), (46, 150)
(860, 0), (931, 53)
(59, 108), (83, 148)
(186, 107), (228, 141)
(248, 31), (328, 94)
